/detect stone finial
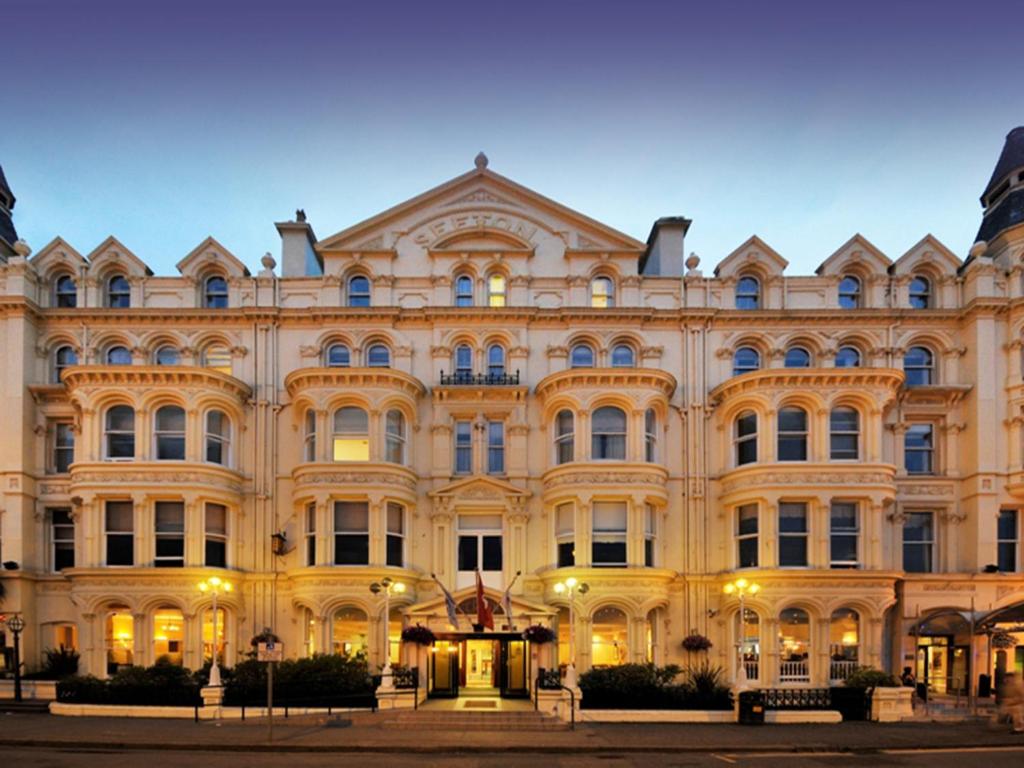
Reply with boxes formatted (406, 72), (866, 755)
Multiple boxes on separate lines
(474, 151), (489, 170)
(296, 209), (307, 223)
(13, 239), (31, 257)
(685, 252), (700, 271)
(261, 252), (277, 271)
(969, 241), (988, 260)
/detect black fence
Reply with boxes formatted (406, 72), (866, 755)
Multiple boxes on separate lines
(536, 668), (563, 690)
(762, 687), (832, 710)
(230, 690), (378, 721)
(439, 371), (521, 386)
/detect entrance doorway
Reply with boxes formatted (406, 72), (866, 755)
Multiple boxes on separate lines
(465, 638), (497, 689)
(427, 633), (530, 700)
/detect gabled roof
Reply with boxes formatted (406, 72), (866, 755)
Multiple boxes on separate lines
(815, 234), (891, 276)
(714, 235), (788, 278)
(405, 585), (555, 619)
(176, 236), (251, 277)
(85, 236), (153, 276)
(29, 236), (88, 271)
(427, 474), (531, 501)
(891, 234), (961, 274)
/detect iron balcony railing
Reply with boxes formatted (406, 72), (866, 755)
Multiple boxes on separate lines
(439, 370), (521, 386)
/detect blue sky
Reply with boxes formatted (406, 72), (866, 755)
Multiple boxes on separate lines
(2, 0), (1021, 274)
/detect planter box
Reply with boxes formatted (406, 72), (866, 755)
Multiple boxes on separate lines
(870, 686), (913, 723)
(0, 679), (58, 700)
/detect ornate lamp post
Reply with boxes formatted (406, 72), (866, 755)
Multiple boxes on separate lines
(723, 577), (760, 690)
(5, 615), (25, 702)
(553, 577), (589, 689)
(370, 577), (405, 680)
(198, 576), (232, 687)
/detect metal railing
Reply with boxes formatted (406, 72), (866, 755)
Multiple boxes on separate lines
(534, 668), (575, 730)
(829, 659), (858, 682)
(439, 370), (521, 386)
(743, 660), (759, 681)
(779, 660), (810, 683)
(762, 687), (832, 710)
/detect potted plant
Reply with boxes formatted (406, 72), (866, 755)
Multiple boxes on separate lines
(843, 666), (909, 722)
(522, 624), (556, 644)
(681, 632), (713, 652)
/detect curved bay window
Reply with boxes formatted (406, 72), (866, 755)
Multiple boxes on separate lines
(736, 275), (760, 310)
(778, 608), (811, 683)
(332, 407), (369, 462)
(104, 405), (135, 460)
(734, 410), (758, 466)
(107, 275), (131, 308)
(904, 346), (934, 386)
(333, 607), (369, 658)
(644, 409), (658, 462)
(204, 410), (230, 465)
(204, 275), (228, 308)
(838, 275), (861, 309)
(591, 501), (627, 567)
(569, 344), (594, 368)
(591, 606), (628, 667)
(105, 608), (134, 675)
(829, 407), (859, 460)
(303, 409), (317, 462)
(835, 345), (861, 368)
(152, 608), (185, 665)
(154, 405), (186, 460)
(385, 409), (406, 464)
(334, 501), (369, 565)
(454, 274), (474, 307)
(777, 407), (808, 461)
(347, 275), (371, 307)
(55, 274), (78, 308)
(326, 343), (351, 367)
(554, 409), (575, 464)
(733, 347), (760, 376)
(829, 608), (860, 681)
(591, 406), (626, 460)
(487, 274), (507, 307)
(591, 276), (615, 308)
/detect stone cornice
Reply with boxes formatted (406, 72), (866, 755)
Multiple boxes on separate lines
(284, 367), (426, 400)
(291, 462), (419, 492)
(69, 461), (246, 496)
(709, 367), (904, 406)
(717, 462), (897, 498)
(535, 367), (677, 401)
(432, 384), (529, 404)
(541, 461), (669, 492)
(62, 365), (251, 401)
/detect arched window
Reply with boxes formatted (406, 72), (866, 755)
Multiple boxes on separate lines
(909, 275), (931, 309)
(303, 409), (317, 462)
(54, 274), (77, 308)
(366, 344), (390, 368)
(385, 409), (406, 465)
(454, 274), (474, 307)
(107, 275), (131, 308)
(777, 407), (808, 461)
(570, 343), (594, 368)
(347, 275), (371, 307)
(734, 410), (757, 466)
(153, 608), (185, 665)
(154, 345), (179, 365)
(54, 345), (78, 383)
(154, 405), (186, 460)
(106, 345), (132, 365)
(326, 343), (351, 367)
(829, 407), (859, 460)
(454, 344), (473, 381)
(205, 410), (230, 465)
(838, 275), (861, 309)
(591, 606), (628, 667)
(835, 346), (861, 368)
(332, 406), (369, 461)
(554, 409), (574, 464)
(332, 606), (369, 657)
(733, 347), (760, 376)
(644, 408), (657, 462)
(778, 608), (810, 682)
(610, 344), (635, 368)
(829, 608), (860, 682)
(904, 346), (934, 386)
(784, 346), (811, 368)
(487, 344), (506, 378)
(736, 275), (760, 310)
(487, 273), (507, 307)
(203, 275), (228, 309)
(737, 608), (761, 682)
(104, 405), (135, 460)
(203, 344), (232, 375)
(105, 608), (134, 674)
(591, 406), (627, 460)
(591, 276), (615, 308)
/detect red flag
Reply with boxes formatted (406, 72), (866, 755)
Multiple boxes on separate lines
(475, 570), (494, 630)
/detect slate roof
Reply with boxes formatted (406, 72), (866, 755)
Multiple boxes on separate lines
(976, 187), (1024, 243)
(981, 126), (1024, 202)
(0, 164), (15, 248)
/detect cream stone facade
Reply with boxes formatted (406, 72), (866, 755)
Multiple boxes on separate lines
(2, 135), (1024, 700)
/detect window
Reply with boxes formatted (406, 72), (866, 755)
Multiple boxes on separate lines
(347, 275), (371, 307)
(204, 410), (230, 465)
(154, 405), (186, 460)
(737, 504), (758, 568)
(905, 424), (934, 474)
(454, 420), (472, 474)
(326, 343), (350, 367)
(784, 346), (811, 368)
(909, 275), (931, 309)
(778, 608), (810, 682)
(998, 509), (1018, 572)
(205, 503), (228, 567)
(644, 408), (657, 462)
(204, 275), (228, 308)
(829, 407), (859, 460)
(644, 503), (657, 567)
(487, 274), (507, 307)
(736, 275), (760, 309)
(457, 515), (503, 585)
(106, 609), (134, 672)
(303, 409), (317, 462)
(386, 502), (405, 567)
(830, 502), (859, 568)
(838, 275), (861, 309)
(154, 501), (185, 567)
(385, 409), (406, 464)
(51, 509), (75, 571)
(155, 345), (179, 365)
(556, 502), (574, 567)
(366, 344), (390, 367)
(777, 407), (808, 461)
(305, 502), (316, 566)
(591, 406), (626, 460)
(487, 344), (506, 378)
(487, 420), (505, 474)
(592, 501), (627, 566)
(554, 410), (574, 464)
(835, 346), (861, 368)
(904, 346), (933, 386)
(611, 344), (634, 367)
(332, 606), (369, 657)
(105, 500), (134, 565)
(570, 343), (594, 368)
(106, 345), (132, 365)
(104, 405), (135, 460)
(591, 276), (614, 308)
(733, 347), (760, 376)
(107, 275), (131, 308)
(54, 345), (78, 383)
(332, 407), (369, 461)
(454, 344), (473, 380)
(203, 344), (232, 375)
(829, 609), (859, 679)
(903, 512), (934, 573)
(153, 608), (185, 665)
(55, 274), (77, 308)
(53, 421), (75, 473)
(778, 502), (808, 567)
(734, 411), (757, 466)
(591, 606), (628, 666)
(454, 274), (474, 307)
(334, 501), (369, 565)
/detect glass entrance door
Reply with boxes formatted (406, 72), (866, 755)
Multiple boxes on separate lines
(429, 640), (460, 698)
(500, 638), (529, 698)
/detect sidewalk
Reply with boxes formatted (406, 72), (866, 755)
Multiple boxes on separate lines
(0, 711), (1022, 753)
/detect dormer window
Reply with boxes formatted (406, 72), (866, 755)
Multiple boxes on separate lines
(107, 275), (131, 308)
(591, 276), (615, 308)
(347, 275), (371, 308)
(838, 276), (861, 309)
(909, 276), (931, 309)
(54, 275), (77, 308)
(487, 274), (506, 307)
(736, 275), (760, 310)
(204, 275), (228, 309)
(454, 275), (474, 307)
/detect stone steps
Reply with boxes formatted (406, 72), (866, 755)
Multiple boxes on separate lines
(382, 709), (568, 730)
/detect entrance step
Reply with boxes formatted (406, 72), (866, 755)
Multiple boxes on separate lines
(381, 709), (568, 730)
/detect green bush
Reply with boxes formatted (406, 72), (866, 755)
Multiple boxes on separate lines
(41, 646), (79, 678)
(224, 653), (374, 707)
(57, 658), (201, 706)
(579, 663), (732, 710)
(843, 666), (899, 689)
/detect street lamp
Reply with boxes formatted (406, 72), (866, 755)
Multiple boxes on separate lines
(553, 577), (589, 689)
(5, 614), (25, 702)
(370, 577), (405, 680)
(723, 577), (760, 690)
(198, 576), (232, 687)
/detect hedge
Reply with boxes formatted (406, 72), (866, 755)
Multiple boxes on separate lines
(224, 654), (375, 707)
(580, 662), (733, 710)
(57, 659), (201, 706)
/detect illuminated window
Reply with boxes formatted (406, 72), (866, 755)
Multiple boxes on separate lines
(105, 609), (134, 675)
(153, 608), (184, 665)
(332, 606), (368, 657)
(829, 608), (859, 680)
(154, 405), (186, 460)
(778, 608), (810, 682)
(202, 607), (226, 666)
(332, 407), (369, 461)
(591, 606), (628, 666)
(487, 274), (506, 307)
(204, 275), (229, 308)
(54, 274), (77, 308)
(107, 275), (131, 308)
(591, 276), (614, 308)
(202, 344), (232, 375)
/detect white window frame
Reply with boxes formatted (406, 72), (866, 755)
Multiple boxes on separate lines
(204, 409), (230, 466)
(734, 411), (758, 467)
(829, 407), (860, 461)
(778, 501), (809, 568)
(829, 501), (860, 569)
(554, 409), (574, 465)
(51, 508), (75, 572)
(52, 420), (75, 474)
(154, 500), (185, 567)
(591, 501), (628, 567)
(153, 405), (186, 461)
(385, 409), (406, 465)
(104, 405), (135, 461)
(332, 406), (370, 462)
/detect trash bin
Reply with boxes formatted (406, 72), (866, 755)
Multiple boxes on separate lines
(738, 690), (765, 725)
(831, 686), (869, 721)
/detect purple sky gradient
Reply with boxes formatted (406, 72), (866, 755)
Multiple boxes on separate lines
(3, 0), (1021, 274)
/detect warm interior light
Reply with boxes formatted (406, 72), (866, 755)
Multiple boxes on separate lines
(333, 439), (370, 462)
(209, 576), (222, 587)
(841, 631), (858, 646)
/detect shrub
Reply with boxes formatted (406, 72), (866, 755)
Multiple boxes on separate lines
(41, 646), (79, 678)
(224, 653), (374, 707)
(579, 663), (731, 710)
(679, 662), (732, 709)
(57, 659), (201, 706)
(844, 666), (899, 689)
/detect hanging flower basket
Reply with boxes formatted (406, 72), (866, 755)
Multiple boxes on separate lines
(991, 630), (1017, 650)
(522, 624), (556, 644)
(681, 632), (713, 652)
(401, 624), (436, 646)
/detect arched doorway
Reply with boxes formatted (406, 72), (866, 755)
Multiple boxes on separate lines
(913, 610), (971, 696)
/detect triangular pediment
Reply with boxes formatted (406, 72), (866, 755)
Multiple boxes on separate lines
(815, 234), (892, 276)
(714, 235), (788, 278)
(428, 474), (531, 503)
(892, 234), (961, 275)
(30, 236), (87, 277)
(86, 236), (153, 277)
(405, 586), (554, 619)
(176, 236), (251, 277)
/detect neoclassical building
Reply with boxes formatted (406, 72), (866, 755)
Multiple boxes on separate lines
(1, 131), (1023, 699)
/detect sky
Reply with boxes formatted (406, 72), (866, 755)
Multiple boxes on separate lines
(2, 0), (1022, 275)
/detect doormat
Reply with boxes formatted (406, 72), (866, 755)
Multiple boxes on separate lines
(463, 700), (498, 708)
